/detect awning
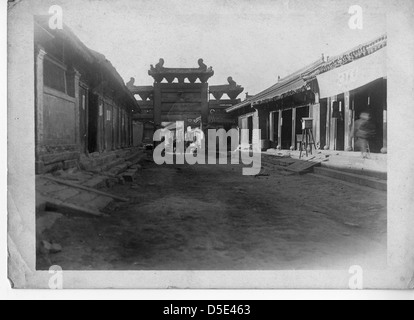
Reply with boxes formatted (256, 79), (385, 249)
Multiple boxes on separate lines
(226, 59), (323, 113)
(317, 48), (387, 99)
(251, 77), (307, 105)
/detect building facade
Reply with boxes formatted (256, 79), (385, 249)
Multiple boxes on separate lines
(227, 34), (388, 154)
(34, 16), (139, 174)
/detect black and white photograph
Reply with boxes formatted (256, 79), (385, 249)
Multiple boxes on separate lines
(4, 0), (414, 293)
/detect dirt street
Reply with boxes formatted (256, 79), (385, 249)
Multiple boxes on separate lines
(38, 159), (387, 270)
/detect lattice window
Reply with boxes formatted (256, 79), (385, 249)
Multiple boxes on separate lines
(43, 56), (76, 98)
(44, 58), (66, 93)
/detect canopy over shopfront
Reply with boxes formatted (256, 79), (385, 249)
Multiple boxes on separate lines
(317, 47), (387, 99)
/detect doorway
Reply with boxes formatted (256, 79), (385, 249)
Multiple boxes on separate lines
(295, 106), (310, 149)
(281, 109), (292, 150)
(320, 99), (328, 149)
(79, 85), (88, 154)
(271, 111), (279, 147)
(335, 94), (345, 151)
(88, 93), (99, 153)
(352, 79), (385, 153)
(247, 116), (253, 144)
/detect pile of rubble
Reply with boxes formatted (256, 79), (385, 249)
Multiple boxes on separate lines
(36, 148), (150, 257)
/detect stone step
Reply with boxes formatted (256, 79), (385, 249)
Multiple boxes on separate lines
(107, 162), (131, 176)
(125, 150), (146, 163)
(82, 176), (109, 189)
(123, 168), (139, 182)
(320, 161), (387, 180)
(313, 167), (387, 191)
(100, 158), (126, 172)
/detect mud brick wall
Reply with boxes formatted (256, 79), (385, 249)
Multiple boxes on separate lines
(36, 144), (81, 174)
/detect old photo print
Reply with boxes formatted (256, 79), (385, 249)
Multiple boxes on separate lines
(7, 0), (414, 289)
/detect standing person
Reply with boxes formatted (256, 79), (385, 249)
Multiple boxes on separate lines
(353, 112), (376, 159)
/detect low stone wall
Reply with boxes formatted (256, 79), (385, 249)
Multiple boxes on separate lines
(35, 144), (138, 175)
(36, 145), (81, 174)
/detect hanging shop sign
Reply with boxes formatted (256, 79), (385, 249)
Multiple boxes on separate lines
(317, 48), (386, 99)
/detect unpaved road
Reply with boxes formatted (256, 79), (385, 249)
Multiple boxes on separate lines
(38, 160), (387, 270)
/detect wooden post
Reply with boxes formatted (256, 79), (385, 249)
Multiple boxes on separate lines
(253, 109), (260, 148)
(238, 116), (243, 145)
(269, 112), (274, 143)
(329, 96), (337, 150)
(35, 46), (47, 153)
(382, 109), (387, 153)
(325, 97), (331, 150)
(344, 91), (353, 151)
(201, 83), (209, 129)
(313, 103), (320, 149)
(381, 78), (387, 154)
(153, 82), (162, 129)
(291, 108), (296, 149)
(73, 69), (81, 146)
(278, 110), (282, 148)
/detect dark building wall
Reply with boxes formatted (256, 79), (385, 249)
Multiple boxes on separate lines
(35, 30), (135, 174)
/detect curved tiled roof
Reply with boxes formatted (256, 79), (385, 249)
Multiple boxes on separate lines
(226, 59), (323, 113)
(227, 34), (387, 113)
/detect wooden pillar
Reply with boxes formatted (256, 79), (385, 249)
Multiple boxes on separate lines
(130, 114), (133, 147)
(201, 83), (209, 129)
(291, 108), (296, 149)
(35, 46), (47, 153)
(381, 79), (388, 154)
(240, 116), (249, 148)
(313, 104), (320, 148)
(278, 111), (282, 148)
(325, 97), (331, 150)
(253, 110), (260, 148)
(269, 112), (275, 143)
(316, 93), (320, 148)
(238, 116), (242, 145)
(344, 91), (353, 151)
(73, 69), (81, 146)
(153, 83), (162, 128)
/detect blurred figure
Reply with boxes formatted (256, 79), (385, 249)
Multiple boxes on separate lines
(353, 112), (376, 159)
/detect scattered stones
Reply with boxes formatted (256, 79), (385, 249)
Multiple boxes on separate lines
(106, 178), (118, 189)
(50, 243), (63, 254)
(40, 241), (62, 254)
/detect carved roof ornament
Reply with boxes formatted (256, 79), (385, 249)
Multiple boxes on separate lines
(126, 77), (154, 101)
(198, 58), (208, 71)
(209, 77), (245, 101)
(148, 58), (214, 84)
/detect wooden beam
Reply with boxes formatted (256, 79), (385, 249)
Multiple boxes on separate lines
(44, 197), (104, 217)
(42, 176), (129, 202)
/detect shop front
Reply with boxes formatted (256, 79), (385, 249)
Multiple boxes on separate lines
(315, 43), (387, 153)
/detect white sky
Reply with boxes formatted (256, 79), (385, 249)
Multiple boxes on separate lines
(36, 0), (387, 95)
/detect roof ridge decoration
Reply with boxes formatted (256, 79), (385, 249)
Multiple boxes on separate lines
(148, 58), (215, 84)
(209, 77), (245, 101)
(126, 78), (154, 101)
(310, 34), (387, 78)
